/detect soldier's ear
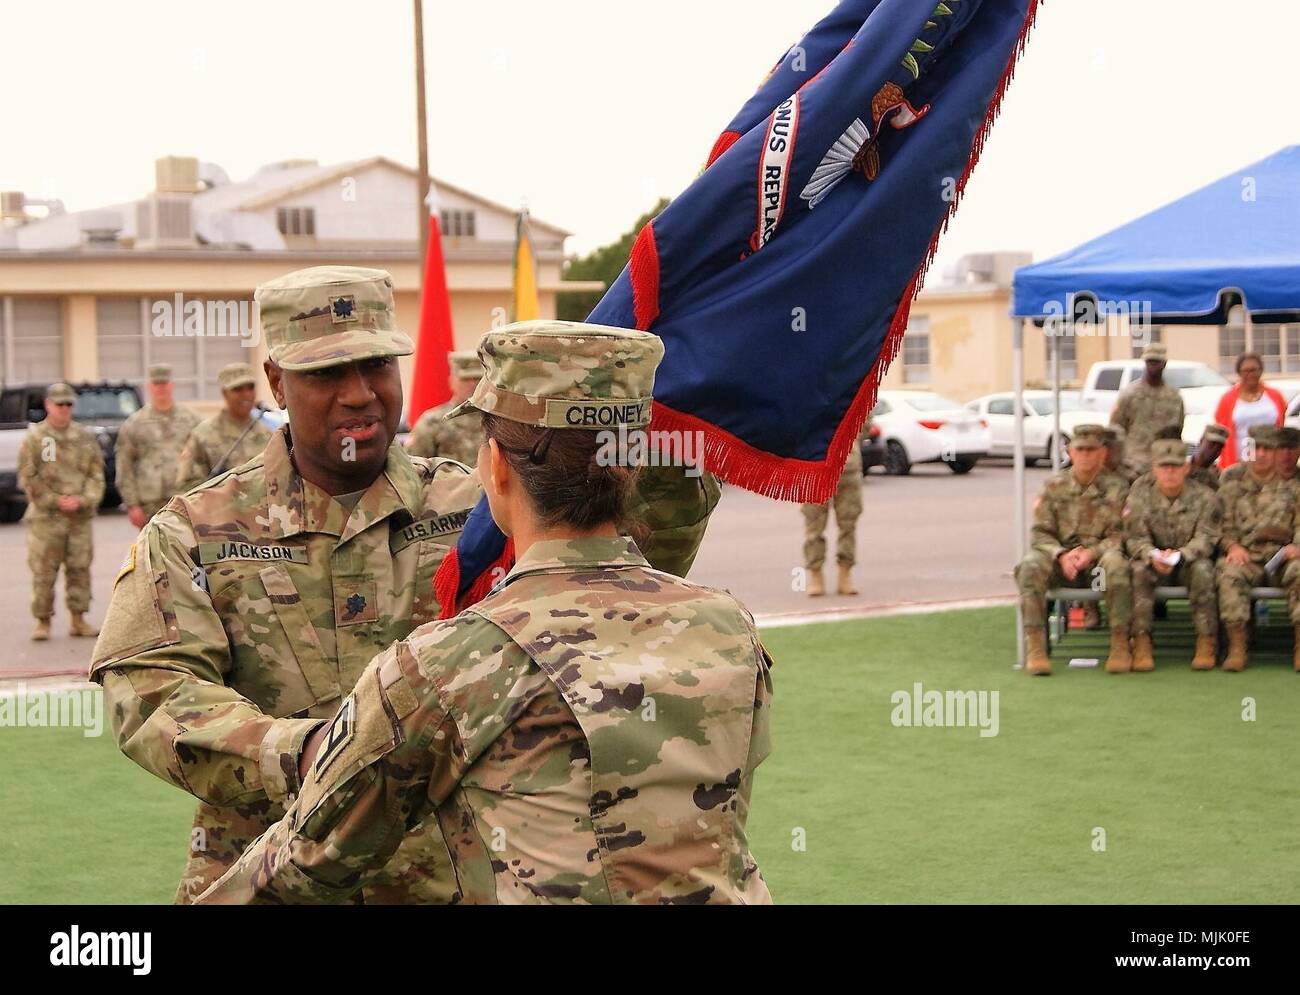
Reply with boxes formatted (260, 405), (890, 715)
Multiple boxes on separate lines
(264, 360), (286, 409)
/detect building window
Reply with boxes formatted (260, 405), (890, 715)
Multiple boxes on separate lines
(1044, 329), (1077, 382)
(903, 317), (930, 384)
(439, 209), (476, 237)
(2, 297), (64, 382)
(1255, 324), (1282, 373)
(1218, 307), (1296, 374)
(99, 297), (256, 401)
(276, 206), (316, 236)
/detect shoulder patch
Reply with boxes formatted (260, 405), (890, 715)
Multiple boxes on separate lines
(314, 694), (357, 778)
(114, 543), (137, 587)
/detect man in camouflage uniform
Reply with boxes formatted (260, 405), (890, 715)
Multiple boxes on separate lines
(90, 269), (721, 903)
(801, 418), (870, 597)
(1276, 426), (1300, 482)
(18, 382), (105, 640)
(115, 364), (201, 528)
(1110, 342), (1184, 473)
(1103, 425), (1140, 487)
(1219, 423), (1274, 488)
(1124, 439), (1221, 671)
(1188, 423), (1228, 490)
(197, 320), (771, 905)
(1216, 425), (1300, 672)
(174, 362), (273, 493)
(405, 350), (483, 465)
(1015, 425), (1132, 675)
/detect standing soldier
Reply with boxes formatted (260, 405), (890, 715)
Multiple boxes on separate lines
(197, 321), (771, 905)
(1188, 423), (1229, 490)
(89, 267), (721, 904)
(18, 383), (105, 640)
(1110, 343), (1184, 473)
(405, 350), (483, 465)
(1216, 426), (1300, 672)
(115, 364), (201, 528)
(1124, 439), (1221, 671)
(1015, 425), (1133, 676)
(801, 418), (869, 597)
(174, 362), (273, 493)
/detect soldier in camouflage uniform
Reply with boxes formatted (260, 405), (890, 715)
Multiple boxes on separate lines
(801, 418), (870, 597)
(405, 350), (483, 466)
(1219, 423), (1274, 488)
(1103, 425), (1140, 488)
(90, 270), (722, 904)
(1123, 439), (1221, 671)
(115, 364), (201, 527)
(1215, 425), (1300, 672)
(197, 320), (771, 905)
(1275, 426), (1300, 482)
(174, 362), (273, 493)
(18, 382), (105, 640)
(1188, 423), (1228, 491)
(1110, 342), (1184, 473)
(1015, 425), (1133, 676)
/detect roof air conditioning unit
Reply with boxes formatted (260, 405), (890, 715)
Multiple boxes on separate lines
(155, 156), (201, 194)
(136, 195), (195, 249)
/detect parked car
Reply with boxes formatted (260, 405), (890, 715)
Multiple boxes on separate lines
(965, 390), (1095, 465)
(0, 381), (143, 521)
(1080, 359), (1229, 448)
(870, 390), (991, 475)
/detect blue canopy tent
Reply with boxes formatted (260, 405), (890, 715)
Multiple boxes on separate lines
(1006, 145), (1300, 666)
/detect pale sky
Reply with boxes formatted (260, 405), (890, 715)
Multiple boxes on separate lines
(3, 0), (1296, 275)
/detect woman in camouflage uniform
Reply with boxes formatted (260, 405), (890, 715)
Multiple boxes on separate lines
(199, 321), (774, 905)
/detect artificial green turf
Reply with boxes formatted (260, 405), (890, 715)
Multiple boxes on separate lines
(1, 605), (1296, 904)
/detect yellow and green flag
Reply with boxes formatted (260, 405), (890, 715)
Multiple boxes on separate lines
(512, 210), (540, 322)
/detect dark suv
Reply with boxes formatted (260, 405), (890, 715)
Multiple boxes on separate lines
(0, 381), (143, 520)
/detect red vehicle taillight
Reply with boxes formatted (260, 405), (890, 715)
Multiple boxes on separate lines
(868, 425), (882, 439)
(919, 419), (946, 430)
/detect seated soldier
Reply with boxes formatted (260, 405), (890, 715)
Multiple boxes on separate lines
(1103, 426), (1140, 487)
(1124, 439), (1221, 671)
(1276, 426), (1300, 481)
(1219, 423), (1275, 487)
(1189, 423), (1228, 490)
(1016, 425), (1132, 676)
(1216, 425), (1300, 672)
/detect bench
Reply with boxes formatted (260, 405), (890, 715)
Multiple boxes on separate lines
(1046, 587), (1287, 649)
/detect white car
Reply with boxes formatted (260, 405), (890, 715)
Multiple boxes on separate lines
(1080, 359), (1231, 449)
(871, 390), (991, 475)
(965, 390), (1096, 466)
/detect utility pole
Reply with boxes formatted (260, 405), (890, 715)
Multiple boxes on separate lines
(414, 0), (430, 281)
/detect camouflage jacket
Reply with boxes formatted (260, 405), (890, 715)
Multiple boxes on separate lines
(1111, 381), (1184, 471)
(1123, 478), (1221, 563)
(90, 428), (720, 903)
(406, 401), (480, 466)
(115, 403), (202, 507)
(175, 411), (273, 494)
(196, 536), (773, 905)
(1030, 469), (1128, 562)
(1217, 472), (1300, 562)
(17, 420), (105, 520)
(1188, 464), (1220, 491)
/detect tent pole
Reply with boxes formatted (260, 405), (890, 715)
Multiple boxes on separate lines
(1013, 316), (1026, 670)
(1051, 325), (1062, 471)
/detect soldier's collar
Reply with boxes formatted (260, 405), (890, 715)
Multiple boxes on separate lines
(500, 535), (649, 585)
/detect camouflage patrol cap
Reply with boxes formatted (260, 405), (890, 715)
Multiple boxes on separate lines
(1279, 426), (1300, 449)
(448, 320), (663, 429)
(1103, 425), (1125, 444)
(148, 364), (173, 383)
(255, 266), (413, 371)
(1151, 440), (1187, 466)
(1070, 424), (1106, 449)
(1203, 423), (1229, 445)
(46, 382), (75, 404)
(217, 362), (256, 390)
(449, 350), (484, 382)
(1248, 424), (1282, 448)
(1141, 343), (1168, 362)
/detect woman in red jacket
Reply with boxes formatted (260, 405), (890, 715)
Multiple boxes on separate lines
(1214, 352), (1286, 468)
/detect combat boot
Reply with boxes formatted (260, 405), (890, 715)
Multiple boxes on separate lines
(1081, 602), (1102, 629)
(1191, 634), (1217, 671)
(1104, 628), (1133, 673)
(807, 569), (825, 597)
(1132, 631), (1155, 672)
(69, 613), (99, 638)
(31, 618), (50, 642)
(1024, 627), (1051, 676)
(1223, 623), (1248, 672)
(837, 564), (858, 596)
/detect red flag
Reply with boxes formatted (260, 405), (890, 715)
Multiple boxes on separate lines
(408, 192), (455, 422)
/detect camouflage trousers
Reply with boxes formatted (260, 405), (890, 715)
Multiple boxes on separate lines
(1215, 556), (1300, 625)
(1132, 558), (1217, 636)
(1015, 548), (1132, 629)
(27, 513), (94, 619)
(801, 454), (864, 569)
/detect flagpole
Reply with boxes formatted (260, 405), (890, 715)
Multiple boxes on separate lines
(414, 0), (430, 280)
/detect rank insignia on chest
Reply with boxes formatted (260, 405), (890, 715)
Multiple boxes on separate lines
(335, 581), (378, 625)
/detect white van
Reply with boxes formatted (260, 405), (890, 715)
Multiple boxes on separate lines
(1079, 360), (1229, 446)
